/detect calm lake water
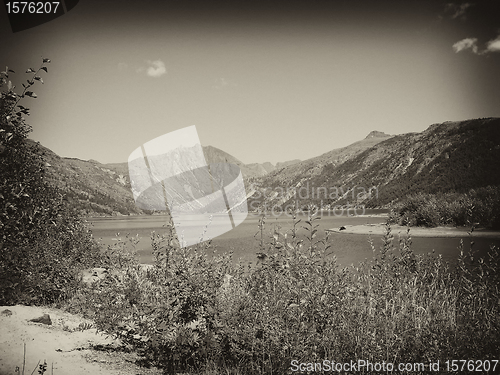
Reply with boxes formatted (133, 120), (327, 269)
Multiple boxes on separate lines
(86, 210), (500, 268)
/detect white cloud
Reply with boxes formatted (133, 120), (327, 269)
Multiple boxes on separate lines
(146, 60), (166, 77)
(453, 34), (500, 55)
(486, 35), (500, 52)
(446, 2), (472, 19)
(452, 37), (479, 53)
(137, 60), (167, 78)
(117, 62), (128, 71)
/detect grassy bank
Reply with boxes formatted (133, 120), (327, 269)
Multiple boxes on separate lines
(58, 215), (499, 374)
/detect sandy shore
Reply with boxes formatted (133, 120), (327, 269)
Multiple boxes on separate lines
(0, 305), (162, 375)
(327, 223), (500, 238)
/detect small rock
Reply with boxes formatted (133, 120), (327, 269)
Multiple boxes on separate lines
(80, 267), (110, 285)
(1, 309), (12, 316)
(339, 226), (346, 231)
(221, 274), (233, 289)
(29, 313), (52, 325)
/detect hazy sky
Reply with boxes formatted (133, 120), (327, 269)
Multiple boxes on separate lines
(1, 0), (499, 164)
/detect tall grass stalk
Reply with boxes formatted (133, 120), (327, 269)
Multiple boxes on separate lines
(60, 215), (499, 374)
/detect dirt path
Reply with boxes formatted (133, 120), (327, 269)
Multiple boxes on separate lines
(328, 223), (500, 238)
(0, 305), (162, 375)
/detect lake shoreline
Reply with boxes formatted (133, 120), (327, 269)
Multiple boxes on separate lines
(327, 223), (500, 238)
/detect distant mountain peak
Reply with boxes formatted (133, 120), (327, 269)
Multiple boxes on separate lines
(365, 131), (390, 139)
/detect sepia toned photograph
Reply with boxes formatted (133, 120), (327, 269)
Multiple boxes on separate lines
(1, 0), (499, 374)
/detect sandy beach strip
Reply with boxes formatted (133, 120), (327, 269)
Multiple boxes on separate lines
(327, 223), (500, 238)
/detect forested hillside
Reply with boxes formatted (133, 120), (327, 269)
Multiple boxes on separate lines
(248, 118), (500, 210)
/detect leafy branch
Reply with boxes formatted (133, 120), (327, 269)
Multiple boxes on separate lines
(1, 57), (50, 111)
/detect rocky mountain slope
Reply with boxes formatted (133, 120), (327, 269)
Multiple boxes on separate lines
(249, 118), (500, 210)
(32, 140), (142, 216)
(30, 117), (500, 216)
(32, 141), (294, 216)
(203, 145), (283, 179)
(256, 130), (393, 184)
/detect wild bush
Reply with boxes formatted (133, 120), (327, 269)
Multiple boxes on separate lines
(389, 187), (500, 229)
(0, 60), (107, 305)
(64, 220), (234, 374)
(64, 211), (500, 374)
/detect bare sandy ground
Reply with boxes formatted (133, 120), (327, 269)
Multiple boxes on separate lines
(0, 305), (162, 375)
(328, 223), (500, 238)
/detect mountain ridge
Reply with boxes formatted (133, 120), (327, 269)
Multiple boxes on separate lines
(248, 118), (500, 211)
(28, 119), (500, 216)
(365, 130), (391, 139)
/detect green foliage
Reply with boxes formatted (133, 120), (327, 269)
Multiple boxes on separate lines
(63, 213), (499, 374)
(388, 187), (500, 229)
(65, 220), (233, 374)
(0, 60), (107, 305)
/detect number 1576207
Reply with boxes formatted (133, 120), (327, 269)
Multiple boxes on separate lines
(445, 360), (498, 372)
(6, 2), (60, 14)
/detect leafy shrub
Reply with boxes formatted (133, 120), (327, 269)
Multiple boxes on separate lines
(389, 187), (500, 229)
(64, 220), (234, 374)
(388, 192), (441, 227)
(63, 212), (500, 374)
(468, 186), (500, 229)
(0, 60), (107, 305)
